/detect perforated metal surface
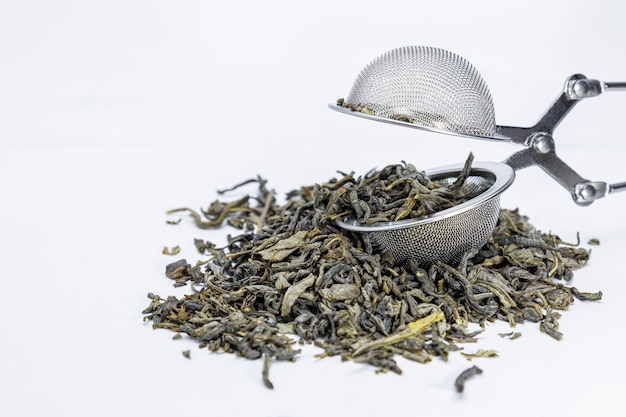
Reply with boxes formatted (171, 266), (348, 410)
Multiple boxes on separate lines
(370, 195), (501, 266)
(344, 46), (499, 138)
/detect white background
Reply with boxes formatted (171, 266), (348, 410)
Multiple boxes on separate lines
(1, 1), (625, 416)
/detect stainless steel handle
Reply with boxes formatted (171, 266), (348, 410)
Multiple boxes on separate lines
(567, 76), (626, 99)
(497, 74), (626, 205)
(610, 182), (626, 194)
(604, 82), (626, 90)
(503, 134), (613, 206)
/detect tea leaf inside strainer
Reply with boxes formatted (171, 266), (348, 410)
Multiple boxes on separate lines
(337, 161), (514, 265)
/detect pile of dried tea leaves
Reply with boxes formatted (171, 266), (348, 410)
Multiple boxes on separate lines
(143, 157), (602, 388)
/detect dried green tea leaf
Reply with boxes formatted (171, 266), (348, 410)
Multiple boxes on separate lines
(449, 152), (474, 191)
(258, 231), (308, 262)
(162, 245), (181, 255)
(455, 365), (483, 392)
(571, 287), (603, 301)
(165, 259), (191, 280)
(319, 283), (360, 302)
(262, 355), (274, 389)
(194, 238), (216, 254)
(498, 331), (522, 340)
(540, 310), (563, 340)
(280, 273), (316, 317)
(167, 195), (251, 229)
(461, 349), (499, 360)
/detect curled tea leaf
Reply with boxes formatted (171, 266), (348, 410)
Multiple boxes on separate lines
(571, 287), (603, 301)
(262, 355), (274, 389)
(455, 365), (483, 392)
(280, 273), (316, 317)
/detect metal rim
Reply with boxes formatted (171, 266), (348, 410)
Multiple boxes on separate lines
(336, 161), (515, 233)
(329, 103), (512, 142)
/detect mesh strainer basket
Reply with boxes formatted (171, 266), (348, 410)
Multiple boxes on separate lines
(333, 45), (509, 141)
(337, 162), (514, 265)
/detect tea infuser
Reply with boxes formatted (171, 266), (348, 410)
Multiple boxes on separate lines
(330, 46), (626, 264)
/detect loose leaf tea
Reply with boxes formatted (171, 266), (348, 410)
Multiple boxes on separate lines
(143, 158), (601, 389)
(262, 355), (274, 389)
(162, 245), (181, 255)
(498, 331), (522, 340)
(460, 349), (498, 361)
(455, 365), (483, 392)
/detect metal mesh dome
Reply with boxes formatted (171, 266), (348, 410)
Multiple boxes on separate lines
(343, 46), (499, 138)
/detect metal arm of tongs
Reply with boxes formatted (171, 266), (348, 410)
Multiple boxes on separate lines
(498, 74), (626, 206)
